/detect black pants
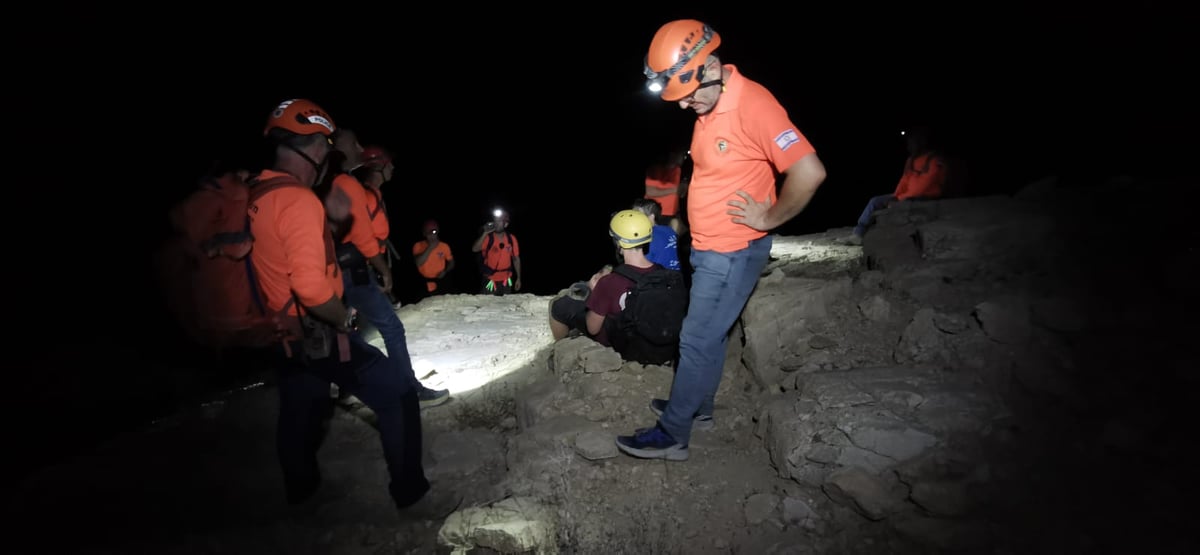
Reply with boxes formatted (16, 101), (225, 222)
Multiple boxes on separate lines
(274, 333), (429, 506)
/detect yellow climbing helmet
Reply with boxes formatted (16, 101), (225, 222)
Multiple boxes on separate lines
(609, 209), (654, 249)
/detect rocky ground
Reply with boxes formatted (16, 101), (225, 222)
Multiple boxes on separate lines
(8, 176), (1197, 554)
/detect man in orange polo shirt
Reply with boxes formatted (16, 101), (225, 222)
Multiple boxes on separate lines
(251, 99), (455, 516)
(617, 20), (828, 461)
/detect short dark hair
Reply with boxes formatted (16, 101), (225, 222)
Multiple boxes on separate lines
(632, 198), (663, 222)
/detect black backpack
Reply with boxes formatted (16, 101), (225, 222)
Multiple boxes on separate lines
(607, 263), (689, 365)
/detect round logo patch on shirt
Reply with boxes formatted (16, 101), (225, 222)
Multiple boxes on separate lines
(715, 138), (729, 153)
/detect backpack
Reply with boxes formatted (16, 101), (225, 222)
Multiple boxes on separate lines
(606, 263), (689, 365)
(155, 172), (304, 351)
(476, 231), (516, 278)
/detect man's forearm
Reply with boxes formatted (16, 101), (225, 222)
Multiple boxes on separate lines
(766, 154), (827, 230)
(306, 295), (350, 331)
(414, 249), (432, 266)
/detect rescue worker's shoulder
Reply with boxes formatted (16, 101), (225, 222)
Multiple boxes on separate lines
(253, 183), (322, 216)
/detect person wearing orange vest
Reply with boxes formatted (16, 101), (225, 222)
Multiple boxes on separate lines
(617, 20), (828, 462)
(330, 133), (450, 409)
(250, 99), (456, 516)
(413, 219), (456, 297)
(352, 145), (400, 306)
(847, 126), (948, 244)
(471, 207), (522, 295)
(644, 149), (686, 231)
(329, 129), (393, 295)
(353, 148), (394, 257)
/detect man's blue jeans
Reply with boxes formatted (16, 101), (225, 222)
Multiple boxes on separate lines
(659, 235), (773, 445)
(343, 270), (419, 389)
(854, 194), (895, 237)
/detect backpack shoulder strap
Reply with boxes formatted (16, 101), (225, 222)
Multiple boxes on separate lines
(241, 174), (308, 319)
(247, 175), (305, 202)
(363, 186), (385, 219)
(612, 264), (641, 284)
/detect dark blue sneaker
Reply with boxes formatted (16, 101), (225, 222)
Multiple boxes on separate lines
(649, 398), (714, 431)
(417, 385), (450, 409)
(615, 423), (689, 461)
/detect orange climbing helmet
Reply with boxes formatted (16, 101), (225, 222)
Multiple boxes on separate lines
(263, 99), (336, 137)
(643, 19), (722, 102)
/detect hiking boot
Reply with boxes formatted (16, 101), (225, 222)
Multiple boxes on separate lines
(417, 385), (450, 408)
(396, 488), (463, 521)
(615, 424), (689, 461)
(649, 398), (714, 431)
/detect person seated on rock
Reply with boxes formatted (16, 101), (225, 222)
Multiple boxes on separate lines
(847, 125), (948, 245)
(547, 210), (659, 351)
(548, 264), (612, 341)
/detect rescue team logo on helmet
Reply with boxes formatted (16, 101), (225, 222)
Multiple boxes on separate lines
(271, 101), (293, 119)
(674, 29), (712, 72)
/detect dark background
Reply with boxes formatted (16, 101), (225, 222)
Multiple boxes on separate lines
(102, 8), (1197, 300)
(35, 6), (1197, 304)
(11, 4), (1196, 479)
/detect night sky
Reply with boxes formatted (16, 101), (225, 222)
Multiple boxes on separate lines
(46, 7), (1196, 302)
(13, 5), (1195, 476)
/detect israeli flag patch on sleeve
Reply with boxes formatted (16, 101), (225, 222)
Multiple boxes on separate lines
(774, 128), (800, 151)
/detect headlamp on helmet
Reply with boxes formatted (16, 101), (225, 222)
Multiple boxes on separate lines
(490, 207), (510, 227)
(643, 21), (721, 100)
